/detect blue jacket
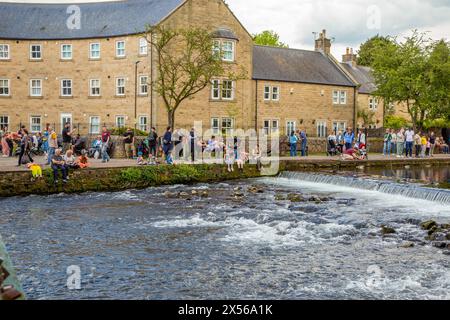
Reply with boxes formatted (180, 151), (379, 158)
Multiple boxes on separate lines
(289, 135), (298, 144)
(344, 132), (354, 144)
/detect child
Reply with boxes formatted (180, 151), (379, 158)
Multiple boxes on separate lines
(148, 154), (157, 165)
(27, 163), (42, 179)
(236, 151), (249, 171)
(137, 152), (147, 165)
(78, 152), (89, 169)
(425, 139), (431, 157)
(225, 146), (235, 172)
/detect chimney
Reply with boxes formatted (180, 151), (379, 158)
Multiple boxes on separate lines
(342, 47), (357, 67)
(315, 29), (331, 55)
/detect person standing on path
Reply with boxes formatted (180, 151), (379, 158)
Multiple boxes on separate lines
(404, 128), (414, 158)
(383, 129), (392, 157)
(147, 127), (158, 158)
(189, 128), (197, 163)
(62, 122), (74, 152)
(17, 128), (33, 166)
(162, 127), (173, 165)
(396, 128), (405, 158)
(300, 129), (308, 157)
(344, 128), (354, 151)
(429, 132), (436, 157)
(123, 128), (136, 159)
(47, 126), (58, 165)
(101, 126), (111, 163)
(289, 131), (298, 157)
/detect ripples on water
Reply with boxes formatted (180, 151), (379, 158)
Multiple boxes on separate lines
(0, 175), (449, 300)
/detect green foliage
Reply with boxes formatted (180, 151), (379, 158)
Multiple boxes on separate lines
(253, 30), (288, 48)
(357, 35), (393, 66)
(110, 127), (148, 136)
(423, 118), (450, 129)
(357, 108), (376, 126)
(384, 115), (411, 130)
(119, 167), (143, 183)
(169, 165), (202, 183)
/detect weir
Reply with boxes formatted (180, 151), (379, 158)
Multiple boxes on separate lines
(279, 171), (450, 205)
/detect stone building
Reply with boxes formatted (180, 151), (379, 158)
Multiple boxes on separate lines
(0, 0), (364, 138)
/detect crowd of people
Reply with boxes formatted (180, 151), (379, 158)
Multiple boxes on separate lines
(288, 129), (308, 157)
(382, 128), (449, 158)
(325, 128), (368, 160)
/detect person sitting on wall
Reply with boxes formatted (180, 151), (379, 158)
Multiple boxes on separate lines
(78, 151), (89, 169)
(89, 136), (102, 159)
(51, 149), (68, 184)
(27, 162), (43, 180)
(64, 149), (80, 170)
(341, 147), (365, 161)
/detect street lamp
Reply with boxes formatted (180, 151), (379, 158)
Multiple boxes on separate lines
(134, 60), (141, 132)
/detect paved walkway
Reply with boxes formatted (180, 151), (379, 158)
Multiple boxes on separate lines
(1, 154), (449, 172)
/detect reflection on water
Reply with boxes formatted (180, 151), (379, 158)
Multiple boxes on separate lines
(1, 175), (449, 300)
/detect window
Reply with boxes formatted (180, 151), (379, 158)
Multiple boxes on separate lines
(116, 78), (125, 96)
(116, 116), (125, 128)
(139, 76), (148, 95)
(332, 121), (347, 134)
(116, 41), (125, 57)
(30, 44), (42, 60)
(264, 86), (270, 100)
(333, 90), (347, 105)
(139, 116), (148, 132)
(221, 118), (234, 136)
(139, 38), (148, 55)
(0, 44), (9, 59)
(211, 79), (235, 101)
(212, 40), (221, 59)
(30, 79), (42, 97)
(89, 116), (100, 134)
(222, 41), (235, 61)
(264, 85), (280, 101)
(211, 118), (220, 135)
(286, 121), (296, 135)
(90, 79), (101, 96)
(61, 44), (72, 60)
(340, 91), (347, 104)
(222, 80), (234, 100)
(61, 79), (72, 97)
(272, 86), (280, 101)
(0, 116), (9, 130)
(263, 119), (279, 135)
(317, 121), (327, 138)
(369, 97), (378, 110)
(90, 43), (100, 59)
(0, 79), (10, 96)
(30, 116), (42, 133)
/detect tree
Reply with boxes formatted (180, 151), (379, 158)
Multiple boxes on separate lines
(357, 107), (376, 127)
(143, 25), (245, 129)
(357, 35), (393, 67)
(253, 30), (288, 48)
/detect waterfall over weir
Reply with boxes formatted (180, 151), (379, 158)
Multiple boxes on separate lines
(279, 172), (450, 205)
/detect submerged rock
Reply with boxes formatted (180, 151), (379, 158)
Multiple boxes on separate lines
(381, 226), (396, 235)
(200, 191), (209, 198)
(191, 190), (199, 196)
(420, 220), (437, 231)
(164, 191), (178, 199)
(400, 242), (415, 248)
(287, 194), (305, 202)
(275, 194), (286, 201)
(247, 185), (265, 194)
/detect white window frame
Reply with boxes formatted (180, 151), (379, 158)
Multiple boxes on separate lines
(0, 116), (9, 130)
(221, 40), (235, 62)
(139, 75), (148, 95)
(30, 115), (42, 133)
(211, 117), (220, 135)
(212, 40), (221, 59)
(221, 117), (234, 136)
(61, 44), (72, 60)
(89, 79), (101, 97)
(317, 120), (327, 138)
(89, 116), (101, 134)
(286, 121), (296, 135)
(30, 44), (42, 60)
(30, 79), (42, 97)
(332, 90), (340, 104)
(0, 79), (10, 96)
(139, 38), (148, 55)
(60, 79), (72, 97)
(116, 77), (125, 96)
(272, 86), (280, 101)
(0, 44), (9, 60)
(90, 43), (101, 59)
(138, 116), (148, 132)
(340, 90), (347, 104)
(263, 85), (271, 101)
(332, 121), (347, 134)
(221, 80), (234, 100)
(263, 119), (279, 135)
(211, 80), (220, 100)
(116, 41), (126, 58)
(369, 97), (378, 110)
(115, 115), (125, 128)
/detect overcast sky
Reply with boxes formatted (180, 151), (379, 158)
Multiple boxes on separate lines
(3, 0), (450, 58)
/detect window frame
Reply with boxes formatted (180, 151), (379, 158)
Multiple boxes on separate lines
(139, 75), (148, 95)
(263, 85), (271, 101)
(139, 38), (148, 56)
(272, 86), (280, 101)
(332, 121), (347, 134)
(30, 115), (42, 133)
(60, 44), (73, 60)
(89, 79), (101, 97)
(221, 40), (235, 62)
(89, 116), (101, 134)
(0, 44), (10, 60)
(286, 120), (297, 135)
(116, 77), (125, 96)
(30, 44), (42, 60)
(60, 79), (72, 97)
(211, 80), (220, 100)
(221, 80), (234, 100)
(0, 79), (10, 96)
(316, 120), (328, 138)
(369, 97), (378, 110)
(211, 117), (220, 135)
(0, 115), (9, 130)
(221, 117), (234, 136)
(89, 42), (101, 59)
(138, 116), (148, 132)
(115, 115), (125, 129)
(116, 40), (126, 58)
(30, 79), (42, 97)
(340, 90), (347, 104)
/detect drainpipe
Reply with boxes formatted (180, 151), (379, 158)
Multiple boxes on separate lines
(255, 80), (258, 133)
(353, 86), (357, 130)
(150, 32), (154, 130)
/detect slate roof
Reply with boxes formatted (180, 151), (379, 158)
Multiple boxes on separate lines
(340, 63), (377, 94)
(211, 28), (239, 41)
(253, 45), (356, 87)
(0, 0), (185, 40)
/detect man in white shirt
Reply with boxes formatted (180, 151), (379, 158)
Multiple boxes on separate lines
(405, 128), (415, 158)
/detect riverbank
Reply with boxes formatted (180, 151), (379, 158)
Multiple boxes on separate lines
(0, 156), (449, 197)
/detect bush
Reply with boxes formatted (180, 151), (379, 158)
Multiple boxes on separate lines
(423, 118), (450, 130)
(384, 115), (410, 130)
(110, 127), (148, 136)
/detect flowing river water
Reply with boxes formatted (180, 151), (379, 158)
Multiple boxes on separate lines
(0, 166), (449, 300)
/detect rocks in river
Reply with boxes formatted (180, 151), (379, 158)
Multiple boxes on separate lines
(400, 242), (415, 248)
(287, 193), (305, 203)
(200, 191), (209, 198)
(432, 242), (449, 249)
(380, 225), (396, 235)
(274, 194), (286, 201)
(164, 191), (178, 199)
(247, 185), (265, 194)
(233, 192), (245, 198)
(191, 190), (199, 196)
(420, 220), (437, 231)
(446, 233), (450, 241)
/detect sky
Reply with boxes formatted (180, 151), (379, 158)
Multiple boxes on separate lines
(3, 0), (450, 58)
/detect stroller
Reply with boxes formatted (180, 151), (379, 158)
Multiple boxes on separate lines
(355, 143), (368, 160)
(327, 138), (339, 157)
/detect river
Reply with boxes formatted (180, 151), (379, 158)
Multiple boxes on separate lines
(0, 167), (449, 300)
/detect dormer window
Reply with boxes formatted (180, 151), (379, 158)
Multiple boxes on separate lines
(221, 41), (235, 62)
